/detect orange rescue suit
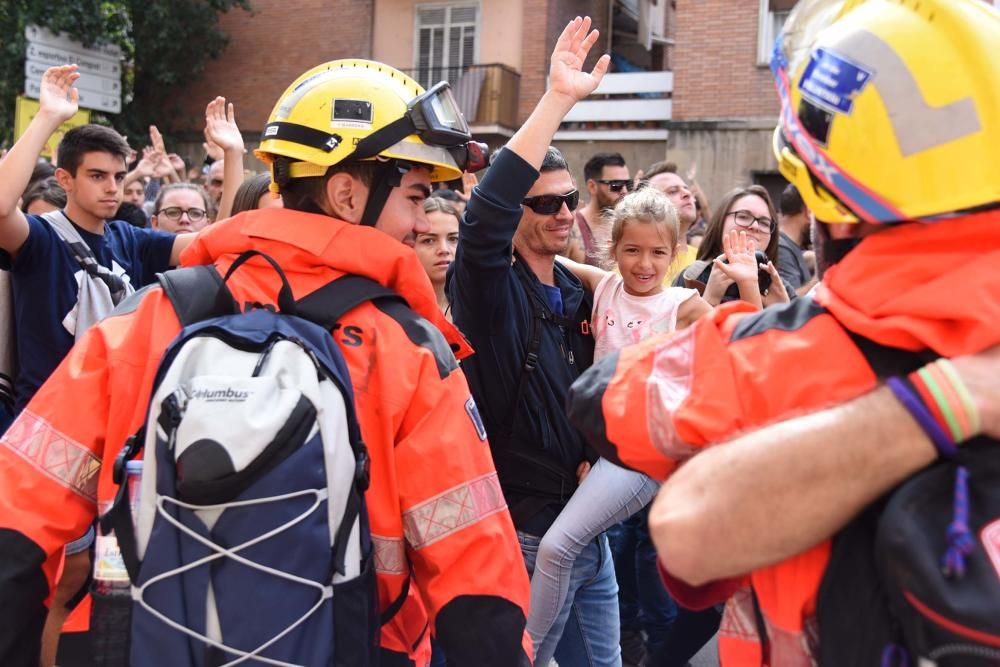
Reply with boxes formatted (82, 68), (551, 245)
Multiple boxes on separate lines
(0, 209), (532, 666)
(572, 210), (1000, 665)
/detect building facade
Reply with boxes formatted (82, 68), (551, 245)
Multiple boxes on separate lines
(168, 0), (672, 186)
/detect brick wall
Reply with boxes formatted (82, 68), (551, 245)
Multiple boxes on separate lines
(672, 0), (779, 120)
(517, 0), (609, 124)
(170, 0), (374, 136)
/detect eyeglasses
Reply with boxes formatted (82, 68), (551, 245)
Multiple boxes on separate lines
(596, 179), (631, 193)
(209, 179), (224, 187)
(728, 209), (775, 233)
(156, 206), (208, 222)
(522, 190), (579, 215)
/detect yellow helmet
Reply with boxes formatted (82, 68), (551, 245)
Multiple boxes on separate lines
(256, 59), (473, 186)
(771, 0), (1000, 224)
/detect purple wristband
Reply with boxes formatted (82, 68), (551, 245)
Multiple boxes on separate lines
(887, 377), (958, 457)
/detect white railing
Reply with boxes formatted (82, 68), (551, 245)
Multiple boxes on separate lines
(555, 71), (672, 141)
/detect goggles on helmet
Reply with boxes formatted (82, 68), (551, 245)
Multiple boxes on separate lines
(349, 81), (484, 172)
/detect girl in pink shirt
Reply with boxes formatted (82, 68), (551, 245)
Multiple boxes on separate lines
(528, 188), (714, 661)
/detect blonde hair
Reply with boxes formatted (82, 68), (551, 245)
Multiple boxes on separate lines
(595, 187), (679, 268)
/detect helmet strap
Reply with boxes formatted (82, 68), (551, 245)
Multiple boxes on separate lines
(360, 160), (409, 228)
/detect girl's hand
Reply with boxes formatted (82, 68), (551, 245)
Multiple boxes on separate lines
(761, 261), (791, 306)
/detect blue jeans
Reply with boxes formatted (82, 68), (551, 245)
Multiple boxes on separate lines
(607, 503), (677, 657)
(519, 531), (621, 667)
(527, 459), (658, 652)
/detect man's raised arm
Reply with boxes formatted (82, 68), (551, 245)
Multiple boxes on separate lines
(504, 16), (609, 169)
(0, 65), (81, 256)
(450, 17), (609, 293)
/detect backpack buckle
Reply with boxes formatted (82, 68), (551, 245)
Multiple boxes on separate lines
(355, 447), (371, 491)
(523, 351), (539, 372)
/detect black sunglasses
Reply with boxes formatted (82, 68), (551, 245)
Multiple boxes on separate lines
(596, 179), (631, 193)
(522, 190), (579, 215)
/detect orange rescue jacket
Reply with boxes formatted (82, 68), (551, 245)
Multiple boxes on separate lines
(570, 210), (1000, 665)
(0, 209), (533, 666)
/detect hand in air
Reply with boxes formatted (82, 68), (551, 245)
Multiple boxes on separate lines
(713, 230), (759, 286)
(38, 65), (80, 122)
(457, 171), (479, 202)
(133, 146), (161, 178)
(549, 16), (611, 104)
(204, 97), (245, 155)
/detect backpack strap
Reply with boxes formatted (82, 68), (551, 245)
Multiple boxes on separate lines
(158, 264), (239, 326)
(295, 274), (408, 329)
(845, 330), (937, 378)
(502, 254), (583, 439)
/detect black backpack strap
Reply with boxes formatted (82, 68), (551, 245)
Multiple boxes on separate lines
(845, 330), (937, 378)
(817, 328), (940, 666)
(295, 274), (408, 329)
(157, 264), (238, 326)
(379, 569), (412, 626)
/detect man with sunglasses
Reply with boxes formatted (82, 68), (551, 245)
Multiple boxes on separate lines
(565, 152), (631, 266)
(449, 17), (623, 667)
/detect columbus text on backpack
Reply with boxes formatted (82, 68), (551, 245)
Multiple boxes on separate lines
(98, 250), (407, 666)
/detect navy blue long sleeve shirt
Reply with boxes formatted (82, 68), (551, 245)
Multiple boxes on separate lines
(448, 148), (595, 535)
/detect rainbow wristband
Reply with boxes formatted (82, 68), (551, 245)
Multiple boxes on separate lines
(886, 377), (958, 458)
(908, 359), (982, 446)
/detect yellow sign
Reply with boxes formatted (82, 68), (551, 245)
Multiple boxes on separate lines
(14, 95), (91, 160)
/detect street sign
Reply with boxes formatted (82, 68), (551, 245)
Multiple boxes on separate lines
(23, 25), (123, 115)
(14, 96), (91, 160)
(26, 42), (121, 78)
(24, 79), (121, 115)
(25, 25), (122, 60)
(26, 60), (121, 95)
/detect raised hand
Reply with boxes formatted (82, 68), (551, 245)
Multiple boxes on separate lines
(204, 97), (245, 155)
(458, 170), (479, 202)
(713, 230), (760, 286)
(153, 152), (176, 179)
(149, 125), (167, 156)
(133, 146), (161, 178)
(203, 134), (224, 162)
(38, 65), (80, 123)
(549, 16), (610, 104)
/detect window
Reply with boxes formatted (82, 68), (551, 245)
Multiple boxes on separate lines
(757, 0), (797, 66)
(414, 4), (479, 89)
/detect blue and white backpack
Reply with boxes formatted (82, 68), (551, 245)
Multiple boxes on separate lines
(102, 250), (407, 666)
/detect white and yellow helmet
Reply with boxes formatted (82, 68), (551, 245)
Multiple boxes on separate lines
(771, 0), (1000, 224)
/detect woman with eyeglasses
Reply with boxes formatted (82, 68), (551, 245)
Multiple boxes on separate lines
(677, 185), (790, 308)
(150, 183), (213, 234)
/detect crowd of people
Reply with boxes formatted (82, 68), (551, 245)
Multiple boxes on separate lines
(0, 1), (998, 666)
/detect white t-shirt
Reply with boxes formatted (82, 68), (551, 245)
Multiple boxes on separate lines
(591, 272), (698, 361)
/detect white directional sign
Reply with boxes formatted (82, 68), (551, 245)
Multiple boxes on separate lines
(23, 25), (123, 114)
(24, 78), (122, 115)
(26, 60), (121, 94)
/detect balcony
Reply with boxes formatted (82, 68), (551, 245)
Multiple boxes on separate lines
(402, 63), (521, 136)
(555, 70), (673, 141)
